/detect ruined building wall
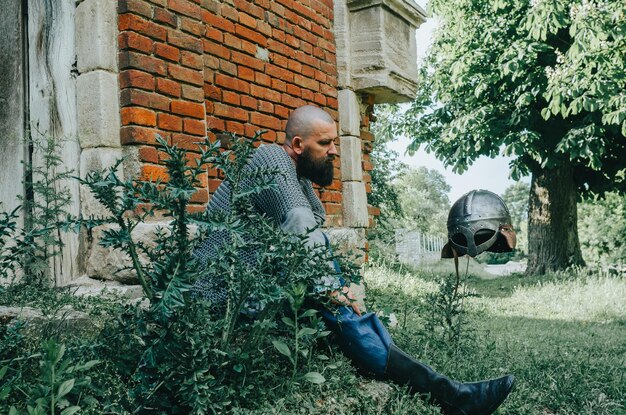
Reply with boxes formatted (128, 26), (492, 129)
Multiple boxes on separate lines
(117, 0), (342, 225)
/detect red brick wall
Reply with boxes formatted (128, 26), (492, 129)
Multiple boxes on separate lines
(118, 0), (341, 224)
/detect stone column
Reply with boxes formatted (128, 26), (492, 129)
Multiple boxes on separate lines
(76, 0), (124, 280)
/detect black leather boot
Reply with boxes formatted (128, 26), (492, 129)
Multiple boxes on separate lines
(385, 344), (515, 415)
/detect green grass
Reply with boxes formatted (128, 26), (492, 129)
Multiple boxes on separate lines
(2, 265), (624, 414)
(362, 263), (626, 415)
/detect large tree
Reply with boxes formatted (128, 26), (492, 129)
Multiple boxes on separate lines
(396, 0), (626, 274)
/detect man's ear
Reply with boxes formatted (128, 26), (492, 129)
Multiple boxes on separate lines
(291, 135), (304, 155)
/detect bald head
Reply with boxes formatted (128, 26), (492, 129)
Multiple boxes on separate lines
(285, 105), (335, 143)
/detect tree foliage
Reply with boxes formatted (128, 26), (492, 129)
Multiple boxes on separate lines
(396, 0), (625, 195)
(395, 167), (451, 237)
(578, 192), (626, 266)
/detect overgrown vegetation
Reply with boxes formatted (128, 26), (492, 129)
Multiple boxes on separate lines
(2, 130), (624, 414)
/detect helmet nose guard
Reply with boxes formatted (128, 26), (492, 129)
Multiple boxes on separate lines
(441, 190), (517, 258)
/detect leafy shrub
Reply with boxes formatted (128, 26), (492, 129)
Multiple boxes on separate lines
(76, 132), (356, 412)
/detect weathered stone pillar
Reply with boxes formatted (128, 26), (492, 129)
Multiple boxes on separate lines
(76, 0), (125, 281)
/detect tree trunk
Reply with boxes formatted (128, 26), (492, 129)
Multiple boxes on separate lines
(526, 160), (585, 275)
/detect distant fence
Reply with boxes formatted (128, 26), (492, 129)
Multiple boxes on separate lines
(395, 229), (446, 267)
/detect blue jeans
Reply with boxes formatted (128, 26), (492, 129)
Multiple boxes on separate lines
(321, 306), (393, 375)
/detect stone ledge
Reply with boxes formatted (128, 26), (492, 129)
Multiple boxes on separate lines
(0, 305), (95, 333)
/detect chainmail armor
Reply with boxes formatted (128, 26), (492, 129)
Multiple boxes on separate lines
(193, 144), (328, 308)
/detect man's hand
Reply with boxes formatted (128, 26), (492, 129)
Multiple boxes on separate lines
(328, 286), (362, 316)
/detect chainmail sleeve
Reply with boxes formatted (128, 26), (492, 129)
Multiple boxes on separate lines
(192, 144), (341, 308)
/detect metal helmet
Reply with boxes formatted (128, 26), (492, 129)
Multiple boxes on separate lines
(441, 189), (517, 258)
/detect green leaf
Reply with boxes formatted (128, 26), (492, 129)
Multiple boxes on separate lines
(303, 372), (325, 384)
(0, 366), (8, 380)
(316, 354), (330, 361)
(60, 407), (81, 415)
(272, 340), (292, 359)
(300, 309), (318, 318)
(281, 316), (295, 328)
(297, 328), (318, 337)
(9, 407), (18, 415)
(73, 360), (99, 372)
(57, 379), (75, 399)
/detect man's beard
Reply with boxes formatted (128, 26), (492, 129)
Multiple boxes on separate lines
(297, 147), (334, 186)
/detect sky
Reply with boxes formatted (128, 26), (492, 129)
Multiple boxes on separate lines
(385, 1), (530, 203)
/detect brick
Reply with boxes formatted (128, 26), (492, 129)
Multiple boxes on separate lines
(181, 51), (203, 69)
(119, 31), (154, 54)
(119, 51), (167, 75)
(167, 0), (202, 18)
(238, 66), (255, 82)
(255, 72), (271, 86)
(240, 95), (257, 109)
(119, 14), (167, 41)
(121, 126), (163, 145)
(171, 100), (205, 119)
(181, 17), (204, 36)
(272, 54), (289, 70)
(168, 29), (203, 53)
(235, 24), (268, 46)
(271, 78), (286, 92)
(184, 118), (206, 136)
(233, 0), (264, 19)
(274, 104), (289, 119)
(158, 113), (183, 131)
(231, 51), (264, 70)
(154, 8), (177, 27)
(119, 69), (155, 90)
(156, 77), (181, 97)
(138, 145), (160, 163)
(213, 103), (248, 121)
(266, 64), (294, 82)
(155, 43), (180, 62)
(225, 121), (245, 135)
(320, 191), (342, 203)
(238, 11), (257, 29)
(204, 55), (219, 70)
(121, 89), (171, 111)
(281, 93), (306, 108)
(219, 59), (238, 76)
(250, 84), (281, 102)
(121, 107), (157, 126)
(301, 89), (314, 101)
(314, 92), (326, 106)
(286, 84), (301, 96)
(205, 26), (223, 42)
(222, 90), (241, 105)
(258, 100), (274, 113)
(204, 84), (221, 100)
(257, 20), (272, 37)
(301, 65), (315, 78)
(202, 11), (235, 33)
(168, 64), (203, 86)
(118, 0), (153, 18)
(215, 73), (250, 94)
(205, 115), (225, 131)
(181, 84), (204, 102)
(250, 112), (280, 130)
(208, 178), (221, 193)
(190, 188), (209, 203)
(172, 133), (205, 151)
(294, 74), (319, 91)
(141, 164), (169, 182)
(203, 39), (230, 59)
(220, 4), (238, 21)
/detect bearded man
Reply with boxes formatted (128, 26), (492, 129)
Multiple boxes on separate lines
(194, 105), (515, 415)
